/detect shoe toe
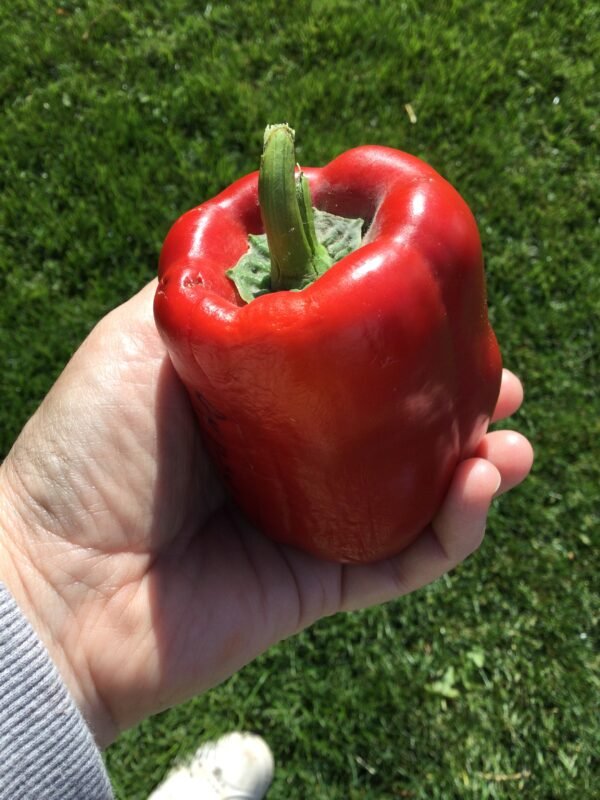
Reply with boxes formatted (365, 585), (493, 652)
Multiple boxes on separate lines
(193, 732), (274, 799)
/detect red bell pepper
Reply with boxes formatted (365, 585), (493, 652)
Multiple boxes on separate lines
(155, 125), (502, 563)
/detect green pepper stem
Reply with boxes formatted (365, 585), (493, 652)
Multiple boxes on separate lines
(258, 124), (331, 291)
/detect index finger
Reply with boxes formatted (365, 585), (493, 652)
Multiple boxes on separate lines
(492, 369), (524, 422)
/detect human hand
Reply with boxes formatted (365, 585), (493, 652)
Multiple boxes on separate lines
(0, 282), (533, 747)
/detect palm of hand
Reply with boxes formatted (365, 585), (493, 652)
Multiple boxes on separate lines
(3, 285), (335, 743)
(1, 283), (531, 746)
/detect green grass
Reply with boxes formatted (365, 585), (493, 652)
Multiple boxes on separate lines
(1, 1), (598, 798)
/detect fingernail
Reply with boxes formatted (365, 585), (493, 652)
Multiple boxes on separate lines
(492, 473), (502, 495)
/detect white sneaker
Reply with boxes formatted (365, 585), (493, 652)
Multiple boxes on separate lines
(148, 732), (275, 800)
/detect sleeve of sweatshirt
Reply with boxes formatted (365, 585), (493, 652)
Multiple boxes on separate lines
(0, 582), (114, 800)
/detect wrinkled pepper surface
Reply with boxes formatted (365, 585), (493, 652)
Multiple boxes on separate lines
(155, 125), (502, 563)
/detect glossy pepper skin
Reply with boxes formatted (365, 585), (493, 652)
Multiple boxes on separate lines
(154, 146), (502, 563)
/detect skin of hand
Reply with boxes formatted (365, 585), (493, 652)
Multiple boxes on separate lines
(0, 281), (533, 748)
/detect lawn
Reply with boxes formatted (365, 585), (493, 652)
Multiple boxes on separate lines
(1, 1), (598, 798)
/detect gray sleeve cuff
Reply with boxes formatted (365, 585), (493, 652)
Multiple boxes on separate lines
(0, 582), (114, 800)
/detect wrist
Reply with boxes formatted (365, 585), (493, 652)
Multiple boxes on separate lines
(0, 462), (50, 643)
(0, 460), (116, 746)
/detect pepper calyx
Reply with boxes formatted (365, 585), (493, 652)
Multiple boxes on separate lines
(227, 205), (363, 303)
